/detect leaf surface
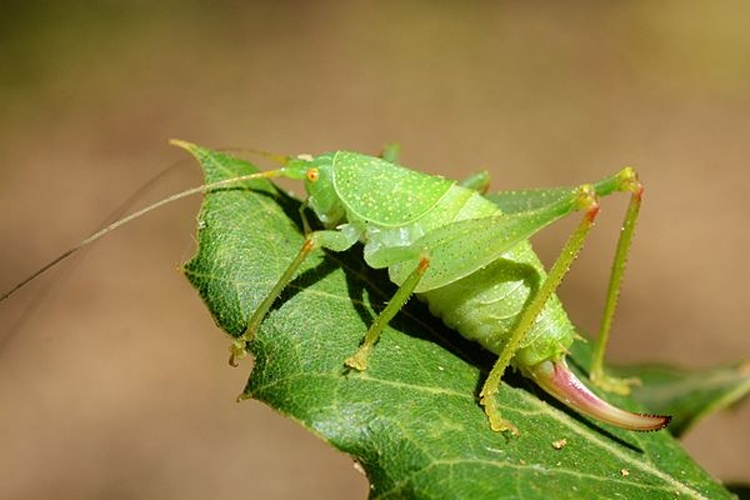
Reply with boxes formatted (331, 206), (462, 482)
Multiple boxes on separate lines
(623, 360), (750, 437)
(179, 143), (733, 499)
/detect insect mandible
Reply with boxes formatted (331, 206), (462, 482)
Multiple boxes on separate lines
(1, 139), (670, 435)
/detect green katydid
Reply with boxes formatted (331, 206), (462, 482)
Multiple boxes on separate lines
(1, 140), (670, 435)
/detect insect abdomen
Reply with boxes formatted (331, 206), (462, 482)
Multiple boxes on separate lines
(414, 194), (577, 368)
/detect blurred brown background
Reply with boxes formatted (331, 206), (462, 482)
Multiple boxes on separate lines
(1, 2), (749, 498)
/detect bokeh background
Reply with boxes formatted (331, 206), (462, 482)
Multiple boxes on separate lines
(1, 2), (749, 498)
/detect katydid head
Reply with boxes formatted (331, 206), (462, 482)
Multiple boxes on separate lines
(298, 152), (346, 227)
(254, 151), (341, 227)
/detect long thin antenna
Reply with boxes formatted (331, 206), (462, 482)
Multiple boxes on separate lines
(0, 158), (189, 350)
(1, 168), (283, 302)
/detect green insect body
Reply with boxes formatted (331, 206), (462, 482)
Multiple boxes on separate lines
(309, 152), (574, 367)
(199, 145), (670, 434)
(1, 141), (670, 435)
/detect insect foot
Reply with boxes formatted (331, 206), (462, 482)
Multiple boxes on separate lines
(344, 346), (372, 371)
(479, 388), (519, 436)
(229, 340), (249, 367)
(524, 358), (671, 431)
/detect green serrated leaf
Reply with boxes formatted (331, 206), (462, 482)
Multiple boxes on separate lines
(179, 143), (733, 499)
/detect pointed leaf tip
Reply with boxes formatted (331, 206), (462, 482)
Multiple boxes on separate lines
(168, 138), (196, 151)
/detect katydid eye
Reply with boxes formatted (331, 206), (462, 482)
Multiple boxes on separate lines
(306, 168), (320, 182)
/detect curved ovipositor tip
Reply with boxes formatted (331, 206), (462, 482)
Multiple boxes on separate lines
(524, 358), (671, 431)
